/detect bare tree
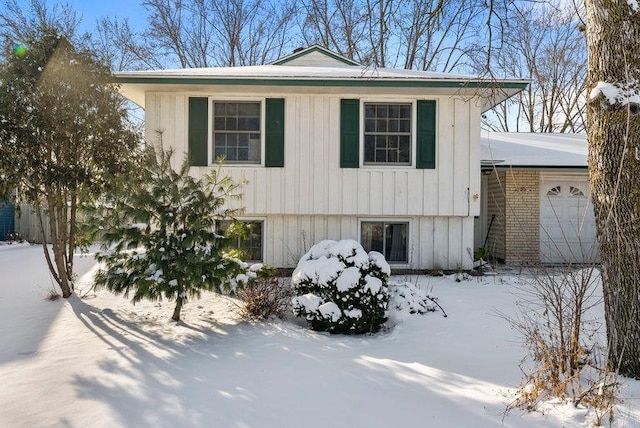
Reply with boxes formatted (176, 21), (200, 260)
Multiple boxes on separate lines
(481, 3), (587, 132)
(585, 0), (640, 378)
(298, 0), (370, 63)
(400, 0), (480, 72)
(93, 17), (163, 71)
(0, 0), (81, 45)
(298, 0), (480, 72)
(98, 0), (296, 69)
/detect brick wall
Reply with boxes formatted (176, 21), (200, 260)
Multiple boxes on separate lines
(504, 170), (540, 264)
(486, 171), (506, 261)
(485, 169), (541, 264)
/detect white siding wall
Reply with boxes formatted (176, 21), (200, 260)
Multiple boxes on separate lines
(259, 214), (474, 270)
(146, 92), (481, 217)
(145, 91), (481, 269)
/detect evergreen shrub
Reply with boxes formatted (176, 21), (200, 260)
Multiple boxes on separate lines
(291, 239), (390, 334)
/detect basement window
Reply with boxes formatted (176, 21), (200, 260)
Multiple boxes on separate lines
(360, 221), (408, 263)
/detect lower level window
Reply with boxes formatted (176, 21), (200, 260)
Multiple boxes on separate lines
(361, 221), (408, 263)
(217, 220), (263, 262)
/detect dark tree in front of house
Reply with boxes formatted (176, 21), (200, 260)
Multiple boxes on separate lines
(0, 29), (139, 298)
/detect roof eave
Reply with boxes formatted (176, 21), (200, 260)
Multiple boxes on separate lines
(480, 83), (529, 112)
(482, 164), (588, 171)
(114, 75), (528, 109)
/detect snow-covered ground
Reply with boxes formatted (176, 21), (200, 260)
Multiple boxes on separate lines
(1, 245), (639, 427)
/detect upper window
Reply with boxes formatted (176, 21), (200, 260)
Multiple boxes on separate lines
(213, 101), (261, 164)
(364, 103), (412, 165)
(361, 221), (409, 263)
(217, 220), (264, 262)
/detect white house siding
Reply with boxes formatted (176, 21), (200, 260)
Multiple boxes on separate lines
(144, 91), (481, 269)
(257, 215), (474, 270)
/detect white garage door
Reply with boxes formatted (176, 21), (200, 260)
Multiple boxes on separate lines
(540, 177), (600, 264)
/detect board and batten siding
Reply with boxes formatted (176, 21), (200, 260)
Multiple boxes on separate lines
(144, 91), (481, 269)
(254, 214), (473, 270)
(145, 92), (481, 217)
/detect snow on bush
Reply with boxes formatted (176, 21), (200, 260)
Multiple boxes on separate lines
(386, 281), (439, 324)
(291, 239), (390, 334)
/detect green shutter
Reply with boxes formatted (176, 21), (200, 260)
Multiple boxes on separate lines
(416, 100), (436, 169)
(340, 99), (360, 168)
(265, 98), (285, 167)
(188, 97), (208, 166)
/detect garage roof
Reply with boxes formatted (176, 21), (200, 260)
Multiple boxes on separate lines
(481, 132), (587, 170)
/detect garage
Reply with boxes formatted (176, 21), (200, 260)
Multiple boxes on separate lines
(540, 175), (599, 264)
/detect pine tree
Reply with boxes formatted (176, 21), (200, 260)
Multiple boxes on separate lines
(92, 148), (249, 322)
(0, 30), (139, 297)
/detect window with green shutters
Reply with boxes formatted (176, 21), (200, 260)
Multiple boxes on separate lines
(187, 97), (285, 167)
(339, 99), (436, 169)
(364, 102), (412, 165)
(213, 101), (261, 164)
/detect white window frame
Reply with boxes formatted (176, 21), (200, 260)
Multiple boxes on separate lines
(217, 217), (266, 262)
(208, 97), (266, 167)
(360, 99), (416, 168)
(358, 218), (411, 266)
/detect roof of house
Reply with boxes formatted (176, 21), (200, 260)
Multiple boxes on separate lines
(481, 132), (588, 169)
(114, 45), (528, 110)
(270, 45), (361, 66)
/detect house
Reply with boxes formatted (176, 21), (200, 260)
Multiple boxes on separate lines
(477, 132), (599, 264)
(0, 201), (15, 240)
(115, 45), (527, 270)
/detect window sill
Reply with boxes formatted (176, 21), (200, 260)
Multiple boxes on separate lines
(209, 164), (264, 168)
(388, 263), (411, 269)
(361, 164), (414, 169)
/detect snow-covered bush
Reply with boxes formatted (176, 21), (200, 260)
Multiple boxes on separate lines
(386, 281), (440, 324)
(291, 240), (390, 334)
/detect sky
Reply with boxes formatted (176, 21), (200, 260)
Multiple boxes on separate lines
(17, 0), (148, 34)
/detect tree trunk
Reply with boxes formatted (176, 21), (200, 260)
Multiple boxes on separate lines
(586, 0), (640, 378)
(172, 296), (184, 322)
(46, 191), (72, 298)
(67, 192), (77, 281)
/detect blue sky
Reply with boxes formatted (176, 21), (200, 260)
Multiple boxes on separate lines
(17, 0), (148, 34)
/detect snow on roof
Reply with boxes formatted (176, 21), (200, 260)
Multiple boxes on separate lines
(115, 63), (482, 81)
(114, 46), (527, 109)
(481, 132), (587, 168)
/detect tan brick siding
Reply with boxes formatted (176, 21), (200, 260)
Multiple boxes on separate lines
(485, 170), (541, 264)
(486, 171), (506, 261)
(504, 170), (540, 264)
